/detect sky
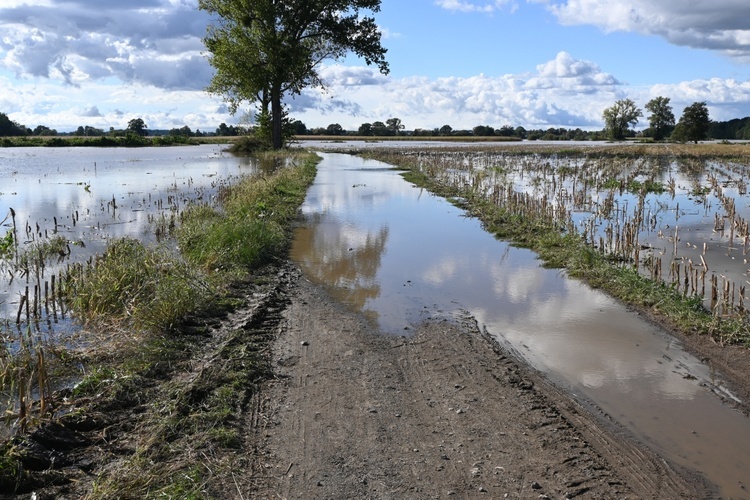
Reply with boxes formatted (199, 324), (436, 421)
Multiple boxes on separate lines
(1, 0), (750, 133)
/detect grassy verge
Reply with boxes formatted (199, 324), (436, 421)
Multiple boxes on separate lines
(1, 134), (199, 148)
(1, 151), (319, 496)
(362, 149), (750, 346)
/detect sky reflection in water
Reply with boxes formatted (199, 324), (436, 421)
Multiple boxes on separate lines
(291, 152), (750, 498)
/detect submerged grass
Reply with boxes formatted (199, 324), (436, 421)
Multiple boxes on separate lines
(365, 148), (750, 346)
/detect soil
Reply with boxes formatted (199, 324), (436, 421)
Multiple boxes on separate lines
(243, 269), (715, 499)
(6, 262), (749, 499)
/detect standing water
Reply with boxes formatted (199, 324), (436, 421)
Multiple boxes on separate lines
(0, 145), (262, 318)
(291, 153), (750, 498)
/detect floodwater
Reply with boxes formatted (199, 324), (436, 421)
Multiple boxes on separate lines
(0, 145), (261, 324)
(290, 153), (750, 499)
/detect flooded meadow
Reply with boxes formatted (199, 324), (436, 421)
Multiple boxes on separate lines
(0, 145), (263, 322)
(0, 145), (264, 428)
(2, 142), (750, 496)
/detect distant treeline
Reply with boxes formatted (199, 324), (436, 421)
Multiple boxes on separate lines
(293, 118), (750, 141)
(709, 117), (750, 140)
(3, 110), (750, 142)
(1, 135), (195, 148)
(0, 112), (247, 139)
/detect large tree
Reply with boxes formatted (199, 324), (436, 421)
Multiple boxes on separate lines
(0, 112), (29, 137)
(644, 96), (675, 141)
(602, 98), (642, 140)
(127, 118), (148, 136)
(672, 101), (710, 144)
(199, 0), (389, 150)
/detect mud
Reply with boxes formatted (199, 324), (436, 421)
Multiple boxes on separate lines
(244, 269), (712, 499)
(2, 263), (740, 499)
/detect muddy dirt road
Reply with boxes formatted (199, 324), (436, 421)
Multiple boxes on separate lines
(246, 270), (711, 499)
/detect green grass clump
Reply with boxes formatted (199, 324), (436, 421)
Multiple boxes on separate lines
(178, 152), (317, 274)
(63, 238), (208, 333)
(65, 152), (317, 334)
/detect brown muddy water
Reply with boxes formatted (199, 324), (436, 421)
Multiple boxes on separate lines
(290, 153), (750, 499)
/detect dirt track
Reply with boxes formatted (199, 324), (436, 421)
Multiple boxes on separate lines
(247, 270), (712, 499)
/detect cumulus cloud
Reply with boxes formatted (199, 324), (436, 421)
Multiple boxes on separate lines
(0, 0), (212, 89)
(535, 0), (750, 60)
(293, 52), (621, 129)
(81, 105), (101, 117)
(289, 51), (750, 131)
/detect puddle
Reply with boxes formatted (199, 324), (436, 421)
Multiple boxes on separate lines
(291, 153), (750, 498)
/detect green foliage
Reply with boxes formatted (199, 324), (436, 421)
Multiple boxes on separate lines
(0, 112), (29, 137)
(65, 153), (318, 335)
(199, 0), (389, 149)
(64, 238), (209, 333)
(645, 96), (675, 141)
(178, 153), (317, 274)
(0, 135), (196, 148)
(0, 231), (13, 259)
(674, 102), (710, 144)
(126, 118), (148, 136)
(71, 366), (117, 397)
(0, 447), (22, 494)
(603, 98), (643, 140)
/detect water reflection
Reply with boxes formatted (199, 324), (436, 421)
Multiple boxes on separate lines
(0, 145), (259, 322)
(294, 218), (388, 315)
(292, 153), (750, 498)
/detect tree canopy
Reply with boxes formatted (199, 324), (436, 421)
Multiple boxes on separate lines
(603, 99), (642, 140)
(199, 0), (389, 149)
(672, 102), (710, 144)
(0, 112), (30, 137)
(644, 96), (675, 141)
(127, 118), (148, 136)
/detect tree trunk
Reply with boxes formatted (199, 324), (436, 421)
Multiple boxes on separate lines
(271, 86), (283, 150)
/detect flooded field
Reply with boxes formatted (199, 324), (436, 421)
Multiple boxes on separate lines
(409, 148), (750, 327)
(291, 152), (750, 498)
(0, 145), (261, 326)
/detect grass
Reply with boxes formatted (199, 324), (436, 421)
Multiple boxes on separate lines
(0, 151), (320, 496)
(63, 238), (209, 333)
(1, 134), (198, 148)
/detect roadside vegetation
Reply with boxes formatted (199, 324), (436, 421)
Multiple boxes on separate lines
(0, 151), (318, 496)
(0, 134), (198, 148)
(360, 144), (750, 347)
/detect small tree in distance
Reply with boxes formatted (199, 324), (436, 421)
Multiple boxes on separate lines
(603, 99), (642, 140)
(386, 117), (404, 136)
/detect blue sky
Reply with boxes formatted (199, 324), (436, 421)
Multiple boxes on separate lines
(1, 0), (750, 133)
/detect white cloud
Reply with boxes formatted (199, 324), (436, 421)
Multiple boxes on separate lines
(288, 51), (750, 131)
(0, 73), (236, 132)
(435, 0), (518, 14)
(5, 45), (750, 133)
(0, 0), (212, 89)
(292, 52), (622, 130)
(536, 0), (750, 60)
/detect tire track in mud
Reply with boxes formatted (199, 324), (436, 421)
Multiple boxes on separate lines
(247, 269), (711, 499)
